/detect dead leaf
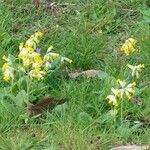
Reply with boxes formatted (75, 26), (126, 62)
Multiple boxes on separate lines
(27, 97), (67, 116)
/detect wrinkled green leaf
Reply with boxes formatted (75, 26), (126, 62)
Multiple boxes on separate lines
(78, 112), (93, 126)
(53, 102), (67, 114)
(98, 71), (110, 80)
(15, 90), (28, 107)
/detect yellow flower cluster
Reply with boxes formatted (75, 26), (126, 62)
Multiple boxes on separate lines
(18, 32), (43, 67)
(18, 32), (46, 80)
(106, 36), (145, 107)
(121, 38), (137, 55)
(29, 69), (46, 80)
(2, 55), (14, 81)
(106, 80), (136, 107)
(127, 64), (145, 79)
(44, 45), (72, 70)
(106, 61), (144, 107)
(2, 31), (72, 81)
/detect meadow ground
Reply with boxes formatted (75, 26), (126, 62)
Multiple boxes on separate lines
(0, 0), (150, 149)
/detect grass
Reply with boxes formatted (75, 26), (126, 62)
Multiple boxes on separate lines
(0, 0), (150, 149)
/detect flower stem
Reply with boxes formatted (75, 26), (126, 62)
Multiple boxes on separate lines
(120, 97), (123, 125)
(113, 108), (117, 133)
(26, 69), (32, 104)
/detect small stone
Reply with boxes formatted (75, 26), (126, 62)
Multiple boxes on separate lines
(69, 69), (99, 79)
(111, 145), (149, 150)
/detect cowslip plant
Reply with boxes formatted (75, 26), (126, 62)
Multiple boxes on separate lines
(1, 31), (72, 107)
(121, 38), (137, 55)
(105, 38), (144, 125)
(127, 64), (145, 79)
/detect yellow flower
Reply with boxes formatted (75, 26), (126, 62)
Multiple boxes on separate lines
(127, 64), (145, 78)
(117, 79), (136, 99)
(2, 55), (8, 61)
(18, 48), (29, 59)
(117, 79), (126, 87)
(131, 82), (136, 86)
(111, 88), (121, 98)
(106, 95), (118, 107)
(32, 62), (42, 70)
(31, 35), (40, 44)
(50, 53), (60, 60)
(121, 38), (137, 55)
(22, 58), (33, 67)
(28, 47), (35, 53)
(3, 69), (13, 81)
(141, 64), (145, 68)
(19, 42), (24, 51)
(44, 61), (51, 70)
(2, 63), (9, 70)
(31, 52), (43, 66)
(128, 95), (132, 100)
(25, 38), (36, 48)
(2, 55), (14, 81)
(2, 55), (12, 65)
(61, 57), (73, 63)
(2, 63), (14, 81)
(47, 45), (54, 52)
(126, 38), (137, 45)
(44, 52), (60, 62)
(121, 43), (135, 55)
(29, 69), (46, 80)
(35, 31), (44, 38)
(18, 47), (34, 68)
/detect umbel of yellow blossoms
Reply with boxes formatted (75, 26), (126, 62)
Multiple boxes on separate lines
(46, 45), (73, 64)
(18, 32), (47, 80)
(117, 79), (136, 100)
(127, 64), (145, 79)
(106, 95), (118, 107)
(31, 52), (43, 68)
(106, 88), (121, 107)
(18, 32), (44, 68)
(29, 68), (46, 80)
(25, 31), (44, 48)
(106, 80), (136, 107)
(44, 46), (72, 70)
(2, 56), (14, 81)
(18, 46), (43, 68)
(121, 38), (137, 55)
(3, 31), (72, 81)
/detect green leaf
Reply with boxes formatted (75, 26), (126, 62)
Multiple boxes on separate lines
(15, 90), (28, 107)
(78, 112), (93, 126)
(53, 102), (67, 114)
(98, 71), (110, 80)
(8, 54), (16, 63)
(49, 57), (61, 70)
(141, 9), (150, 23)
